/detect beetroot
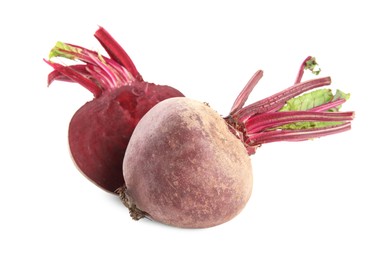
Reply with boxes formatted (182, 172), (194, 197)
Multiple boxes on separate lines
(45, 27), (184, 193)
(121, 98), (253, 228)
(120, 57), (354, 228)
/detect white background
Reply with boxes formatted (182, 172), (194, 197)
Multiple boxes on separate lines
(1, 1), (389, 259)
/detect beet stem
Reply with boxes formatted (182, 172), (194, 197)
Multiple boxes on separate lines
(235, 76), (332, 121)
(94, 27), (144, 82)
(294, 56), (321, 84)
(47, 64), (89, 85)
(44, 60), (103, 97)
(225, 56), (354, 154)
(245, 111), (354, 133)
(247, 122), (352, 144)
(47, 35), (137, 95)
(230, 70), (263, 115)
(309, 98), (346, 112)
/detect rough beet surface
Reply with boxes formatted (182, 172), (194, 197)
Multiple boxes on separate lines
(122, 98), (253, 228)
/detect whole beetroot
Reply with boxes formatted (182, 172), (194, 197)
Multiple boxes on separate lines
(45, 27), (184, 193)
(120, 57), (354, 228)
(121, 98), (253, 228)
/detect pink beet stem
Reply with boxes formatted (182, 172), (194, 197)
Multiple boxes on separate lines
(230, 70), (264, 115)
(294, 56), (313, 84)
(308, 98), (346, 112)
(235, 76), (332, 122)
(94, 27), (143, 82)
(45, 60), (103, 97)
(246, 122), (351, 145)
(245, 111), (354, 133)
(46, 28), (141, 97)
(225, 56), (354, 154)
(47, 64), (89, 85)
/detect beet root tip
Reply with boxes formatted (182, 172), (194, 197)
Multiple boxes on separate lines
(116, 186), (149, 221)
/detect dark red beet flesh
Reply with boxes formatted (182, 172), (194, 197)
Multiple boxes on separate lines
(69, 82), (183, 192)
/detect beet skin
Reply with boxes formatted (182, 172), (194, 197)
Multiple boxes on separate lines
(122, 98), (253, 228)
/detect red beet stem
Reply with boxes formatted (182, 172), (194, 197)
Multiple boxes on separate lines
(225, 56), (354, 154)
(245, 111), (354, 133)
(46, 27), (142, 98)
(246, 122), (351, 145)
(295, 56), (311, 84)
(94, 26), (143, 82)
(230, 70), (264, 115)
(44, 60), (103, 97)
(309, 98), (346, 112)
(235, 76), (332, 121)
(47, 64), (89, 85)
